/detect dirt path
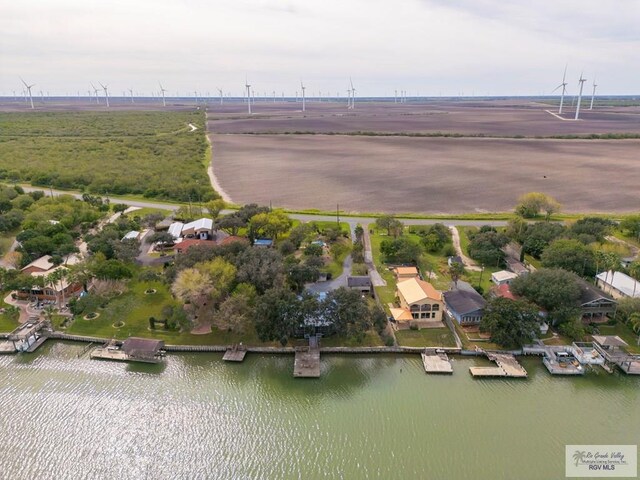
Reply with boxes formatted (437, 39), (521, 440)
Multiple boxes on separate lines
(448, 226), (482, 272)
(205, 131), (233, 203)
(362, 223), (387, 287)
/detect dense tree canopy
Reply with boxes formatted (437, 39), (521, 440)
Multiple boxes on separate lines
(480, 297), (542, 348)
(541, 239), (596, 277)
(511, 269), (581, 324)
(380, 237), (423, 264)
(467, 229), (508, 266)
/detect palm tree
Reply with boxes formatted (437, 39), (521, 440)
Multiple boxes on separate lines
(573, 450), (586, 467)
(628, 261), (640, 298)
(629, 313), (640, 346)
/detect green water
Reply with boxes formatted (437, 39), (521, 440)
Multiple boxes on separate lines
(0, 342), (638, 479)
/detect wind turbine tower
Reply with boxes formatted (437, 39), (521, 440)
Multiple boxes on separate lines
(245, 78), (252, 114)
(20, 77), (35, 109)
(129, 88), (134, 104)
(91, 83), (100, 104)
(159, 83), (167, 107)
(575, 74), (586, 120)
(300, 82), (306, 112)
(217, 88), (223, 105)
(349, 78), (356, 110)
(553, 65), (569, 115)
(99, 82), (110, 107)
(589, 79), (598, 110)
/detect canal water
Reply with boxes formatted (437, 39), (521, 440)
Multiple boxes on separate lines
(0, 342), (638, 480)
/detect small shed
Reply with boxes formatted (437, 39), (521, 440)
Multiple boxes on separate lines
(491, 270), (519, 286)
(347, 276), (372, 295)
(122, 231), (140, 242)
(121, 337), (165, 362)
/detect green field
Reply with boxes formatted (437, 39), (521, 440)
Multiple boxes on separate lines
(0, 111), (214, 202)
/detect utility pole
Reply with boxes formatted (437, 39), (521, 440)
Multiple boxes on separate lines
(336, 203), (340, 228)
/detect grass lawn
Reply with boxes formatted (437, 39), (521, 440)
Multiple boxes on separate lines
(369, 231), (398, 310)
(0, 293), (20, 333)
(525, 254), (542, 269)
(612, 230), (640, 249)
(63, 279), (279, 346)
(319, 330), (384, 347)
(395, 327), (457, 348)
(597, 323), (640, 354)
(0, 235), (15, 257)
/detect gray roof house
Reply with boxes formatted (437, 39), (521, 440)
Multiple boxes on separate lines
(443, 285), (486, 326)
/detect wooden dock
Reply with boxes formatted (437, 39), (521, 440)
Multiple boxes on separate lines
(469, 352), (527, 378)
(421, 349), (453, 374)
(0, 341), (16, 354)
(294, 347), (320, 378)
(222, 345), (247, 362)
(25, 336), (48, 353)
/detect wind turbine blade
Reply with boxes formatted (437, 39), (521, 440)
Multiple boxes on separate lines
(19, 77), (29, 88)
(562, 63), (568, 83)
(551, 84), (563, 93)
(350, 77), (354, 89)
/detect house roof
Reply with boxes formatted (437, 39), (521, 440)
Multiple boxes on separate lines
(443, 288), (486, 316)
(155, 218), (174, 230)
(596, 271), (640, 298)
(21, 255), (55, 273)
(395, 266), (419, 276)
(576, 277), (615, 305)
(397, 277), (442, 305)
(347, 276), (371, 287)
(592, 335), (628, 348)
(31, 265), (75, 290)
(218, 235), (249, 246)
(122, 230), (139, 241)
(173, 239), (215, 252)
(506, 259), (528, 275)
(122, 337), (165, 356)
(494, 283), (518, 301)
(390, 307), (413, 322)
(491, 270), (519, 282)
(183, 218), (213, 232)
(168, 222), (184, 239)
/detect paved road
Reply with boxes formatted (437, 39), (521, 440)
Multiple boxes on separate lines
(23, 186), (509, 227)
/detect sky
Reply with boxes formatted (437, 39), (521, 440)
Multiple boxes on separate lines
(1, 0), (639, 97)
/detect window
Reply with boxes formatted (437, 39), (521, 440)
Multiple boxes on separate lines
(432, 304), (439, 311)
(421, 304), (431, 312)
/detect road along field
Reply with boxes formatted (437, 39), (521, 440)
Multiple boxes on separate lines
(211, 134), (640, 214)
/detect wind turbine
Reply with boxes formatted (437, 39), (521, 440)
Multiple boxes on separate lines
(99, 82), (109, 107)
(245, 78), (252, 114)
(349, 78), (356, 110)
(300, 81), (306, 112)
(217, 88), (223, 105)
(91, 83), (100, 104)
(394, 90), (398, 104)
(272, 90), (276, 103)
(159, 82), (167, 107)
(20, 77), (35, 109)
(575, 73), (586, 120)
(589, 79), (598, 110)
(129, 88), (134, 104)
(552, 64), (569, 115)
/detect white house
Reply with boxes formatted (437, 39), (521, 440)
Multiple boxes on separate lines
(181, 218), (214, 240)
(596, 271), (640, 299)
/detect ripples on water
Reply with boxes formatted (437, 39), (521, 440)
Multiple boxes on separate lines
(0, 343), (638, 479)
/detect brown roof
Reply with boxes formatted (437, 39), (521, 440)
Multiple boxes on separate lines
(494, 283), (518, 301)
(173, 239), (216, 252)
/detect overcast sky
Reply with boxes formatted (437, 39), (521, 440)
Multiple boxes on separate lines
(2, 0), (639, 96)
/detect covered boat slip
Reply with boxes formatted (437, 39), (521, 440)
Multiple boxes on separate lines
(91, 337), (166, 364)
